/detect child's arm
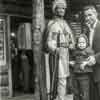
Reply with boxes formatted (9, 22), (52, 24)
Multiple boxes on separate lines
(80, 61), (88, 70)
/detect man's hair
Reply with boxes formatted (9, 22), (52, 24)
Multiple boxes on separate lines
(83, 5), (97, 14)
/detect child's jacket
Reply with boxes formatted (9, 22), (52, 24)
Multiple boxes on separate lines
(71, 47), (94, 73)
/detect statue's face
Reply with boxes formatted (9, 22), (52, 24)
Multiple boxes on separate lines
(84, 9), (97, 27)
(56, 5), (66, 17)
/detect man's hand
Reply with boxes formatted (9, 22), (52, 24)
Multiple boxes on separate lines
(87, 56), (96, 66)
(80, 61), (88, 70)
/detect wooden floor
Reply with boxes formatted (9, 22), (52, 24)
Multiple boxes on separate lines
(1, 94), (73, 100)
(1, 92), (40, 100)
(1, 94), (38, 100)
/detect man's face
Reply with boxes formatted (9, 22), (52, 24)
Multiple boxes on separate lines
(56, 6), (66, 17)
(77, 37), (87, 50)
(84, 9), (97, 27)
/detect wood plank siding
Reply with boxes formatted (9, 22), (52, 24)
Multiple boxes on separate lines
(0, 0), (32, 17)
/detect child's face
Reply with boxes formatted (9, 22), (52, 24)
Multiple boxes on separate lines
(77, 37), (87, 50)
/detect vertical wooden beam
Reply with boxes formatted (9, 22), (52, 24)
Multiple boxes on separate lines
(32, 0), (47, 100)
(32, 0), (45, 32)
(7, 15), (13, 97)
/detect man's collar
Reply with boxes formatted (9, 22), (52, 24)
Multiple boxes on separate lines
(93, 19), (98, 29)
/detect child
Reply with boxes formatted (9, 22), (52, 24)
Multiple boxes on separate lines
(70, 34), (95, 100)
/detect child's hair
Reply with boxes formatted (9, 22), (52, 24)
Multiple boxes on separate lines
(76, 34), (89, 48)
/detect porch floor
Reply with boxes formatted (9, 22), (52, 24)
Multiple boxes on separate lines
(1, 94), (73, 100)
(1, 92), (39, 100)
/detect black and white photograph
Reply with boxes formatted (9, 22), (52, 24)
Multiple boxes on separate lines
(0, 0), (100, 100)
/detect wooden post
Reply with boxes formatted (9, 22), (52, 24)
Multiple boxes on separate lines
(7, 16), (13, 97)
(32, 0), (47, 100)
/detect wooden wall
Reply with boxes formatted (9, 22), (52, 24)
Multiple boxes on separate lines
(0, 0), (100, 18)
(0, 16), (10, 97)
(0, 0), (32, 17)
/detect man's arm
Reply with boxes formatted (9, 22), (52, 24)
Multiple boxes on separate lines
(87, 55), (96, 66)
(95, 52), (100, 64)
(87, 52), (100, 66)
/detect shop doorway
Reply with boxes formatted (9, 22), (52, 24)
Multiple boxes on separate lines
(10, 16), (34, 96)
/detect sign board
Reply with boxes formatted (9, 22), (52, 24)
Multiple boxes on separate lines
(17, 23), (32, 50)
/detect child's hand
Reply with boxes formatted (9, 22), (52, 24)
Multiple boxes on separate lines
(80, 61), (88, 70)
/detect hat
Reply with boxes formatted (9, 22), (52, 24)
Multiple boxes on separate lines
(52, 0), (67, 13)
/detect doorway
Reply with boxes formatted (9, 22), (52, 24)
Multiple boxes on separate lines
(10, 16), (34, 96)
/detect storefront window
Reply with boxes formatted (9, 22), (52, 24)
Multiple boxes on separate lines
(0, 18), (6, 65)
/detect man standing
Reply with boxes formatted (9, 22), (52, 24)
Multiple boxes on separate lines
(83, 5), (100, 99)
(46, 0), (74, 100)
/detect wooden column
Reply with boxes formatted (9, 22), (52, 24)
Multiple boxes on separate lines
(7, 16), (13, 97)
(0, 15), (11, 97)
(32, 0), (47, 100)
